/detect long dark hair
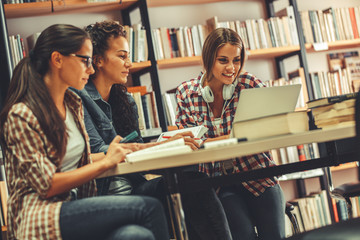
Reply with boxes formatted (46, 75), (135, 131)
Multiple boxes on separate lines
(85, 21), (137, 136)
(202, 28), (246, 83)
(0, 24), (90, 160)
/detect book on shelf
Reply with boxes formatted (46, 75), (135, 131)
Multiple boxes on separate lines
(169, 28), (180, 58)
(232, 110), (309, 141)
(307, 92), (358, 108)
(124, 25), (134, 62)
(0, 181), (7, 226)
(159, 27), (173, 59)
(287, 68), (309, 108)
(344, 56), (360, 82)
(162, 92), (177, 126)
(128, 86), (161, 137)
(156, 125), (208, 142)
(125, 138), (192, 163)
(327, 51), (359, 72)
(275, 5), (299, 46)
(132, 23), (147, 63)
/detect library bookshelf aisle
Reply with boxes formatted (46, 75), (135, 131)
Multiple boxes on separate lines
(0, 0), (170, 138)
(98, 124), (358, 239)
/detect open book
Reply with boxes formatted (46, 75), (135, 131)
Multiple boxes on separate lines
(125, 138), (192, 163)
(156, 125), (208, 142)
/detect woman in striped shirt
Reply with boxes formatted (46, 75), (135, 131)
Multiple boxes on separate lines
(0, 24), (169, 240)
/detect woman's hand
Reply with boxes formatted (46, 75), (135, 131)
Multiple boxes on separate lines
(165, 131), (200, 150)
(104, 136), (132, 168)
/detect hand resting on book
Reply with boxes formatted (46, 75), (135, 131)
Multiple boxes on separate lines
(162, 131), (200, 150)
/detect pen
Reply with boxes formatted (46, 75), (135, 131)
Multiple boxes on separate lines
(200, 137), (247, 149)
(120, 130), (139, 143)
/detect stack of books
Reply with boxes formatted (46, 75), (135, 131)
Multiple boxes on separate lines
(308, 92), (358, 129)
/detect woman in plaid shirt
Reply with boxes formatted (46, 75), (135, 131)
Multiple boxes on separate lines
(0, 24), (169, 240)
(176, 28), (285, 240)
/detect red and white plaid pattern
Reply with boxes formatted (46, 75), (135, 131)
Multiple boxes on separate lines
(175, 71), (278, 196)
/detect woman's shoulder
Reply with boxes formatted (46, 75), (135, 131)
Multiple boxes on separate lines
(8, 102), (34, 118)
(5, 103), (39, 130)
(176, 74), (202, 94)
(237, 71), (266, 88)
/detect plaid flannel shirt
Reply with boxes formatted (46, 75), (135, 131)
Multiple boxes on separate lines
(3, 90), (96, 240)
(175, 71), (278, 196)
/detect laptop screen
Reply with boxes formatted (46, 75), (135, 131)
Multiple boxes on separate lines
(233, 84), (302, 123)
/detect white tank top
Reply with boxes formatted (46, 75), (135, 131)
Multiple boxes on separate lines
(61, 106), (85, 172)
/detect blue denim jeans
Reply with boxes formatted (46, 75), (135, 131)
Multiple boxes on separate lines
(218, 184), (285, 240)
(60, 195), (169, 240)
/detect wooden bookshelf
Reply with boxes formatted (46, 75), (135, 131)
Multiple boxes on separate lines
(147, 0), (240, 7)
(331, 162), (358, 172)
(157, 56), (202, 69)
(4, 0), (138, 18)
(130, 61), (151, 73)
(248, 46), (300, 59)
(156, 46), (300, 69)
(306, 39), (360, 53)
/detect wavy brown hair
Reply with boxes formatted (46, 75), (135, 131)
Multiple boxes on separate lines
(0, 24), (90, 160)
(85, 21), (137, 137)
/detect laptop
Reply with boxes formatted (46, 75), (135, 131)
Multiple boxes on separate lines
(231, 84), (302, 135)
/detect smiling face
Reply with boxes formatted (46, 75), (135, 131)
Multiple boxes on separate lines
(60, 38), (95, 90)
(99, 36), (132, 85)
(210, 43), (241, 85)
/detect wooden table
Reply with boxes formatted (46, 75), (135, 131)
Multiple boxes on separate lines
(99, 125), (358, 240)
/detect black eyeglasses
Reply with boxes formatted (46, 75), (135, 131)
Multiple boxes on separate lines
(69, 54), (93, 68)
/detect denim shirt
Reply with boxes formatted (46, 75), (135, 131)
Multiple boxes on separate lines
(71, 82), (145, 195)
(71, 81), (143, 155)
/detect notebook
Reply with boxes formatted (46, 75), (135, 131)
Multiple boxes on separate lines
(231, 84), (302, 135)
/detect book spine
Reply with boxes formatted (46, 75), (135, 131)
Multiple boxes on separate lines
(297, 144), (306, 161)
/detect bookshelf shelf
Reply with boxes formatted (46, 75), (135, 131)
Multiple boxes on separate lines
(4, 0), (138, 18)
(248, 46), (300, 59)
(130, 61), (151, 73)
(156, 46), (301, 69)
(147, 0), (240, 7)
(306, 39), (360, 53)
(330, 162), (358, 172)
(157, 56), (202, 69)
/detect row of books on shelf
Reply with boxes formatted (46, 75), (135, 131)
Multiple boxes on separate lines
(207, 6), (299, 51)
(310, 68), (354, 100)
(152, 6), (299, 60)
(300, 6), (360, 44)
(284, 190), (359, 237)
(8, 34), (27, 70)
(7, 22), (148, 71)
(271, 143), (320, 166)
(4, 0), (51, 3)
(0, 150), (8, 228)
(128, 86), (162, 138)
(125, 24), (148, 63)
(151, 25), (208, 60)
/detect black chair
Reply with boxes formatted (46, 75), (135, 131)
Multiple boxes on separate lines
(286, 202), (301, 235)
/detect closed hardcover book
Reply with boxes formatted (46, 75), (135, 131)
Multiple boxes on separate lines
(307, 92), (358, 108)
(232, 110), (309, 141)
